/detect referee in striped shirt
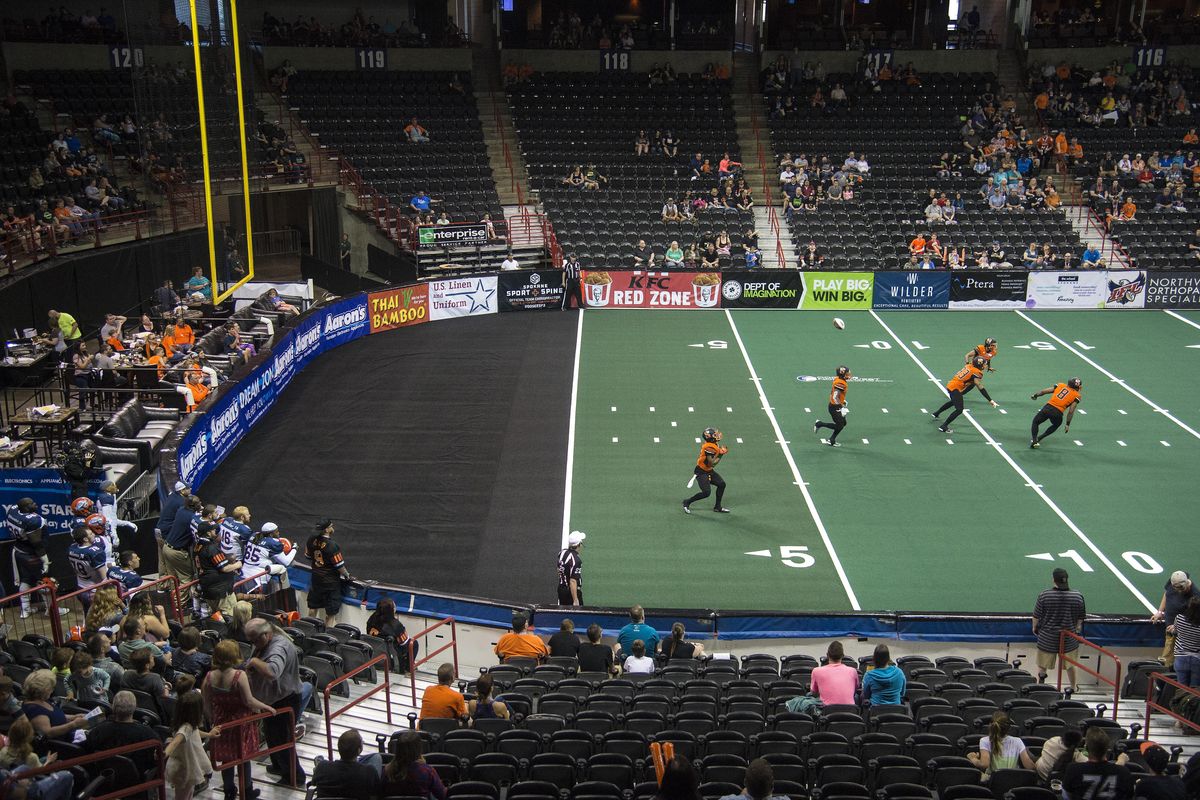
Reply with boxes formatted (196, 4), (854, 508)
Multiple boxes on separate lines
(562, 253), (582, 310)
(1032, 568), (1086, 689)
(557, 530), (584, 605)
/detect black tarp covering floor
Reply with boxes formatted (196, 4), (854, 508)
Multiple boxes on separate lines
(197, 311), (578, 604)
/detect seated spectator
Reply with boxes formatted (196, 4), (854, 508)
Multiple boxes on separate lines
(633, 239), (655, 267)
(924, 201), (943, 225)
(1035, 729), (1084, 782)
(662, 198), (682, 222)
(579, 623), (617, 676)
(967, 711), (1036, 778)
(264, 288), (299, 316)
(909, 232), (927, 256)
(548, 619), (581, 659)
(0, 675), (22, 730)
(183, 266), (212, 303)
(123, 592), (172, 642)
(419, 663), (466, 726)
(122, 647), (171, 708)
(744, 243), (760, 268)
(85, 584), (126, 632)
(661, 131), (679, 159)
(861, 644), (905, 705)
(616, 605), (659, 659)
(718, 152), (742, 179)
(381, 730), (447, 799)
(468, 673), (509, 725)
(800, 241), (824, 269)
(88, 632), (124, 686)
(1119, 198), (1137, 220)
(84, 690), (160, 774)
(410, 190), (434, 214)
(1063, 727), (1134, 800)
(117, 617), (170, 666)
(21, 670), (86, 740)
(68, 651), (109, 703)
(171, 627), (212, 678)
(1131, 744), (1182, 800)
(664, 240), (684, 267)
(582, 164), (607, 190)
(660, 622), (705, 660)
(404, 117), (430, 143)
(1081, 245), (1104, 268)
(622, 640), (655, 674)
(1023, 242), (1041, 268)
(494, 613), (548, 663)
(313, 730), (381, 800)
(635, 130), (650, 157)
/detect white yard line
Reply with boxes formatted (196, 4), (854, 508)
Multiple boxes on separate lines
(561, 312), (584, 548)
(1164, 309), (1200, 332)
(871, 310), (1156, 612)
(724, 309), (861, 610)
(1015, 310), (1200, 442)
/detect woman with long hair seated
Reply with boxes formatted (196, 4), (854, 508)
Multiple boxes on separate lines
(381, 730), (447, 799)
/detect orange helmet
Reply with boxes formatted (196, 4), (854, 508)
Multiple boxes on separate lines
(278, 537), (292, 555)
(85, 513), (107, 534)
(71, 497), (94, 516)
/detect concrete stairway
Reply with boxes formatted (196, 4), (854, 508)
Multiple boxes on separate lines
(254, 92), (335, 186)
(472, 40), (530, 208)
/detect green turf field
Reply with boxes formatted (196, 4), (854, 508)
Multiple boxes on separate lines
(564, 309), (1200, 615)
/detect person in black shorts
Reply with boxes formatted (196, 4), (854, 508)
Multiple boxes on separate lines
(305, 519), (353, 626)
(557, 531), (585, 605)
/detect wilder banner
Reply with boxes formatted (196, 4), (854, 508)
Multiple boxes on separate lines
(369, 285), (430, 332)
(1025, 271), (1108, 308)
(949, 270), (1029, 309)
(720, 272), (802, 308)
(873, 271), (950, 310)
(580, 270), (722, 309)
(1146, 272), (1200, 308)
(429, 276), (499, 319)
(797, 272), (874, 310)
(1104, 270), (1147, 309)
(498, 270), (565, 311)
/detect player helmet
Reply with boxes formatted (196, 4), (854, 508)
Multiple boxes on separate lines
(702, 427), (722, 443)
(836, 365), (850, 378)
(84, 513), (106, 534)
(1067, 377), (1082, 389)
(972, 356), (987, 369)
(984, 337), (997, 349)
(70, 497), (94, 517)
(279, 537), (292, 554)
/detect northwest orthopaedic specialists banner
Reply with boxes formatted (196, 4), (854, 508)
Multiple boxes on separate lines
(1146, 272), (1200, 308)
(580, 270), (722, 309)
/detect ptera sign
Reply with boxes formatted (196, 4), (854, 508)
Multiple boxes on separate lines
(418, 223), (489, 249)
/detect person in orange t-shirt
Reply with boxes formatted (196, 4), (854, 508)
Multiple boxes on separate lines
(1119, 198), (1137, 220)
(909, 232), (927, 256)
(1030, 378), (1082, 448)
(185, 368), (209, 411)
(419, 663), (467, 726)
(1054, 131), (1068, 156)
(493, 613), (549, 663)
(173, 317), (195, 351)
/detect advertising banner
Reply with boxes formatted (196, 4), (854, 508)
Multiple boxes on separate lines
(580, 270), (722, 309)
(418, 223), (488, 249)
(1104, 270), (1147, 308)
(1146, 272), (1200, 308)
(949, 270), (1029, 309)
(0, 471), (105, 540)
(720, 272), (802, 309)
(429, 276), (499, 320)
(178, 295), (370, 489)
(873, 271), (950, 310)
(797, 272), (874, 310)
(498, 270), (565, 311)
(369, 284), (430, 332)
(1025, 271), (1108, 308)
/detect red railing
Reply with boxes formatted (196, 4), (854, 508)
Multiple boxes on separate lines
(265, 91), (340, 185)
(55, 577), (122, 634)
(1143, 672), (1200, 738)
(322, 652), (393, 760)
(126, 574), (186, 627)
(0, 582), (62, 643)
(1059, 630), (1122, 720)
(405, 616), (459, 707)
(0, 738), (167, 800)
(1, 207), (154, 274)
(745, 70), (787, 269)
(207, 706), (298, 797)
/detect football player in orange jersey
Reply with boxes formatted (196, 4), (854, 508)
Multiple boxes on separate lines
(964, 337), (998, 371)
(813, 365), (851, 447)
(683, 427), (731, 514)
(931, 355), (998, 434)
(1029, 377), (1082, 448)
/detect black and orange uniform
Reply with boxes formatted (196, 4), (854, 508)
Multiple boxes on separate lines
(305, 527), (348, 615)
(967, 342), (998, 370)
(814, 373), (849, 445)
(683, 432), (730, 513)
(932, 360), (995, 430)
(194, 531), (238, 609)
(1031, 382), (1082, 446)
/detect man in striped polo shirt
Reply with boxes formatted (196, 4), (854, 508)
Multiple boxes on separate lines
(1032, 568), (1086, 689)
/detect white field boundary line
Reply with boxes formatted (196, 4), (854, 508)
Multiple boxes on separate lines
(724, 309), (861, 610)
(1164, 308), (1200, 332)
(1015, 310), (1200, 442)
(561, 311), (584, 548)
(870, 310), (1156, 612)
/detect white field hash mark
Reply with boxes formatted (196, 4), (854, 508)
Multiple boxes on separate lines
(871, 309), (1156, 612)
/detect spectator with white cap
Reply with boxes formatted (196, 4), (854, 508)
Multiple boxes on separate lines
(557, 531), (585, 605)
(1151, 570), (1200, 669)
(155, 481), (190, 553)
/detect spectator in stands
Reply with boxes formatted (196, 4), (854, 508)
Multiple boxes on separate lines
(745, 244), (760, 269)
(382, 730), (447, 799)
(909, 232), (927, 257)
(87, 632), (123, 687)
(1135, 744), (1185, 799)
(800, 241), (824, 269)
(623, 640), (654, 674)
(403, 118), (430, 144)
(579, 623), (617, 676)
(117, 617), (170, 667)
(1170, 597), (1200, 689)
(616, 605), (659, 659)
(171, 627), (211, 679)
(203, 638), (275, 799)
(967, 711), (1036, 778)
(805, 641), (859, 708)
(494, 612), (549, 663)
(658, 755), (702, 800)
(860, 644), (905, 706)
(633, 239), (655, 267)
(184, 266), (212, 303)
(263, 288), (299, 317)
(467, 673), (509, 726)
(68, 651), (109, 703)
(243, 617), (308, 786)
(1152, 571), (1200, 667)
(548, 619), (581, 658)
(1033, 567), (1086, 688)
(1064, 727), (1133, 800)
(660, 622), (705, 661)
(409, 190), (433, 215)
(664, 240), (684, 267)
(583, 164), (608, 190)
(419, 663), (467, 725)
(635, 130), (650, 157)
(0, 717), (53, 770)
(1119, 196), (1137, 220)
(82, 690), (158, 773)
(122, 647), (170, 718)
(662, 198), (682, 222)
(123, 588), (171, 642)
(1035, 728), (1084, 782)
(717, 758), (788, 800)
(718, 152), (742, 179)
(661, 130), (679, 159)
(313, 730), (380, 800)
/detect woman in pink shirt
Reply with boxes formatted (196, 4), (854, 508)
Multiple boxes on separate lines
(809, 641), (859, 706)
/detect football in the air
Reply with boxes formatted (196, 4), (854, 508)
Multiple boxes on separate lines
(833, 317), (846, 330)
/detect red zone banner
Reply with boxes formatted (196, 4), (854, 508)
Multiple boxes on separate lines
(580, 270), (722, 309)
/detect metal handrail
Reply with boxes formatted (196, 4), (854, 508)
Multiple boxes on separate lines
(0, 738), (167, 800)
(205, 706), (298, 797)
(0, 582), (62, 641)
(322, 652), (393, 759)
(126, 574), (185, 626)
(405, 616), (459, 707)
(1059, 629), (1121, 720)
(1143, 671), (1200, 738)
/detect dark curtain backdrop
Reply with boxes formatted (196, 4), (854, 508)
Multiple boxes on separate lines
(311, 187), (340, 267)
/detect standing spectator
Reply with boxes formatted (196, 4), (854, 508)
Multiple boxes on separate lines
(312, 730), (380, 800)
(1032, 568), (1086, 688)
(47, 309), (81, 352)
(579, 623), (617, 676)
(494, 612), (549, 663)
(809, 641), (858, 706)
(381, 730), (447, 798)
(861, 644), (906, 705)
(164, 692), (219, 800)
(717, 758), (790, 800)
(419, 663), (467, 726)
(340, 233), (352, 269)
(305, 518), (352, 626)
(548, 619), (581, 658)
(1150, 571), (1200, 669)
(203, 639), (276, 799)
(1171, 597), (1200, 689)
(967, 711), (1036, 776)
(243, 618), (308, 787)
(615, 605), (659, 659)
(1063, 727), (1133, 800)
